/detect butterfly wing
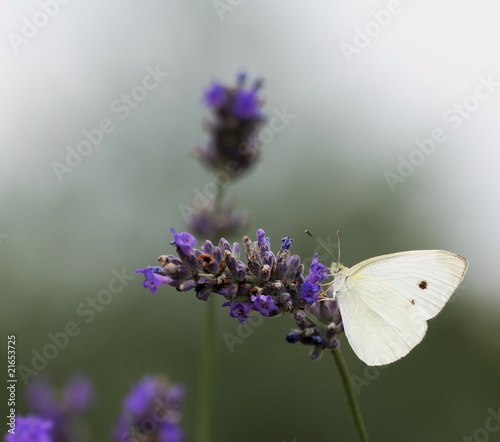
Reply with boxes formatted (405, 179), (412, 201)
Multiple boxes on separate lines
(345, 250), (468, 320)
(336, 275), (427, 365)
(335, 250), (468, 365)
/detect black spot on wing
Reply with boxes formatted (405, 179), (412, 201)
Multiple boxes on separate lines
(418, 280), (428, 290)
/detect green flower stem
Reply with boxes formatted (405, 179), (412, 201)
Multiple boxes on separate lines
(195, 186), (228, 442)
(330, 348), (369, 442)
(304, 311), (369, 442)
(195, 295), (216, 442)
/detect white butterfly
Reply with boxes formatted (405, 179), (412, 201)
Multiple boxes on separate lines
(329, 250), (468, 366)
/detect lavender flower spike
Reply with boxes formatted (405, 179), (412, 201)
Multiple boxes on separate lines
(137, 227), (345, 356)
(196, 73), (265, 179)
(138, 228), (308, 322)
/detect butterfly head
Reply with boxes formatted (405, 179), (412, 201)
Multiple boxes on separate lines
(330, 261), (347, 275)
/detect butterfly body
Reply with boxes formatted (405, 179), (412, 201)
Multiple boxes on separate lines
(329, 250), (468, 366)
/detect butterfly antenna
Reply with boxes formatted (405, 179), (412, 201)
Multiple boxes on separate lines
(337, 230), (341, 263)
(305, 230), (336, 261)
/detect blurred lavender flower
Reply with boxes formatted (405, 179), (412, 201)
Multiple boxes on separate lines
(25, 375), (94, 442)
(113, 375), (185, 442)
(197, 72), (265, 179)
(5, 415), (53, 442)
(185, 198), (250, 241)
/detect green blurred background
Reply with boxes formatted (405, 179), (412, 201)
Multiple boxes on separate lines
(2, 1), (500, 441)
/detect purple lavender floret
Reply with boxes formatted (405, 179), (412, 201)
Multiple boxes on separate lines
(221, 301), (254, 325)
(135, 266), (173, 294)
(251, 294), (279, 317)
(300, 280), (320, 305)
(300, 254), (329, 305)
(309, 255), (329, 283)
(170, 228), (196, 256)
(280, 237), (293, 251)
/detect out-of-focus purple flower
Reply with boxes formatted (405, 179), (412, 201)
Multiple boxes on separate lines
(196, 73), (265, 179)
(62, 375), (95, 414)
(135, 266), (173, 294)
(123, 375), (158, 416)
(251, 294), (279, 317)
(113, 375), (185, 442)
(158, 422), (184, 442)
(25, 378), (58, 417)
(204, 82), (226, 107)
(165, 384), (186, 412)
(25, 375), (94, 442)
(221, 301), (254, 325)
(233, 89), (259, 119)
(170, 228), (196, 256)
(185, 199), (250, 240)
(5, 415), (53, 442)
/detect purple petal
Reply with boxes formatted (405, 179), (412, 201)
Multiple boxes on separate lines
(170, 228), (197, 256)
(204, 82), (226, 107)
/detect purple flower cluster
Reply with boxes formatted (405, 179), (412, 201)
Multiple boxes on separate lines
(136, 227), (345, 359)
(136, 228), (339, 330)
(196, 72), (265, 179)
(286, 296), (344, 360)
(113, 375), (185, 442)
(5, 416), (53, 442)
(25, 375), (94, 441)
